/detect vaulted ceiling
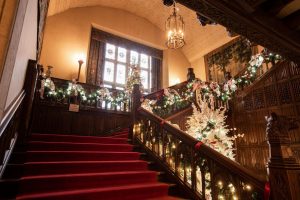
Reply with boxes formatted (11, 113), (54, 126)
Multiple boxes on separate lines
(47, 0), (234, 63)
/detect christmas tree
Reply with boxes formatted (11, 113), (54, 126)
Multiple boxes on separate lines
(125, 64), (144, 94)
(186, 97), (238, 160)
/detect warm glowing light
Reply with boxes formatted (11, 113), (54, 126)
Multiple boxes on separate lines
(245, 184), (252, 191)
(233, 195), (238, 200)
(231, 186), (236, 193)
(72, 52), (86, 68)
(170, 78), (180, 85)
(165, 2), (185, 49)
(218, 181), (223, 187)
(76, 53), (86, 62)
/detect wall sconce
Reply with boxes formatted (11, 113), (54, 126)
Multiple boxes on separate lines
(77, 59), (84, 81)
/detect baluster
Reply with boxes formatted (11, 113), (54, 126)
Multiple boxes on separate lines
(162, 129), (166, 161)
(123, 102), (126, 112)
(175, 140), (180, 176)
(191, 149), (197, 191)
(201, 159), (207, 198)
(104, 100), (108, 110)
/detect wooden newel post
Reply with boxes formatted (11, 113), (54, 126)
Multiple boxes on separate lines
(265, 113), (300, 200)
(130, 84), (142, 140)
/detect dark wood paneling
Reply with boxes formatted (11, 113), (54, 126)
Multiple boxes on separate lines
(232, 61), (300, 177)
(31, 104), (131, 136)
(176, 0), (300, 63)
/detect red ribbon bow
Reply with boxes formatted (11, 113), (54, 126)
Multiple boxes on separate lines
(264, 182), (270, 200)
(195, 141), (203, 150)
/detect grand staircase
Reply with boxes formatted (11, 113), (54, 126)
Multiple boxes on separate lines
(1, 130), (180, 200)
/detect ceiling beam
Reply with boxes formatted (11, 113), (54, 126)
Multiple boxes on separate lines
(284, 9), (300, 30)
(259, 0), (294, 15)
(176, 0), (300, 63)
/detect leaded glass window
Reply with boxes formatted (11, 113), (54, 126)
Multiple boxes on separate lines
(103, 43), (152, 92)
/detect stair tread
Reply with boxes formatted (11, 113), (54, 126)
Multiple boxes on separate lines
(17, 183), (169, 199)
(12, 132), (179, 199)
(25, 160), (147, 164)
(30, 133), (128, 142)
(147, 196), (180, 200)
(31, 133), (128, 138)
(21, 170), (158, 180)
(26, 150), (139, 154)
(28, 141), (132, 146)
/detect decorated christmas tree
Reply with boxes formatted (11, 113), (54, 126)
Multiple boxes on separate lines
(125, 64), (144, 94)
(186, 97), (241, 160)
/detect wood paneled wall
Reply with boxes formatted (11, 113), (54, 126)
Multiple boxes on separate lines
(232, 61), (300, 177)
(31, 103), (131, 136)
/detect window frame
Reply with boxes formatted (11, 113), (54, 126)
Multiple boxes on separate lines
(102, 43), (152, 93)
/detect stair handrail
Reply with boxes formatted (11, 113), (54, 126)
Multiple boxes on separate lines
(234, 60), (287, 96)
(143, 81), (188, 100)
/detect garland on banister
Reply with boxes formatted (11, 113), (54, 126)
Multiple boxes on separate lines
(141, 88), (190, 117)
(141, 51), (281, 161)
(40, 79), (129, 107)
(40, 64), (144, 107)
(184, 52), (282, 103)
(142, 51), (282, 116)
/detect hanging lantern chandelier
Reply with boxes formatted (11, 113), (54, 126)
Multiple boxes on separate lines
(165, 2), (185, 49)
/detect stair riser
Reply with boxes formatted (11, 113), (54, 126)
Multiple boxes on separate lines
(27, 143), (133, 152)
(110, 134), (128, 139)
(19, 173), (158, 194)
(17, 185), (169, 200)
(30, 135), (128, 144)
(25, 153), (140, 162)
(24, 163), (149, 176)
(13, 132), (176, 200)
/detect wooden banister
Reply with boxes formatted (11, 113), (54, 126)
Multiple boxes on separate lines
(36, 77), (131, 113)
(134, 104), (265, 199)
(235, 60), (286, 96)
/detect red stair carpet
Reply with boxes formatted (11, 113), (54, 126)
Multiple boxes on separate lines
(16, 130), (178, 200)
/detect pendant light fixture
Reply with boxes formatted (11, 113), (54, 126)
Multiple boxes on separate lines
(165, 1), (185, 49)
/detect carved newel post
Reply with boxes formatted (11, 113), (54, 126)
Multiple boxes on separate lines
(187, 68), (195, 82)
(131, 84), (142, 140)
(266, 113), (300, 200)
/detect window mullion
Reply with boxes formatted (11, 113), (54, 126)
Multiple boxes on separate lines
(114, 47), (118, 89)
(126, 49), (130, 83)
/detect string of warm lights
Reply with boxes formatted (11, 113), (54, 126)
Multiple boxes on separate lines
(41, 79), (130, 107)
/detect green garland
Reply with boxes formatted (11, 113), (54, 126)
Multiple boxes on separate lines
(142, 51), (282, 117)
(184, 51), (282, 103)
(42, 81), (129, 107)
(142, 88), (190, 118)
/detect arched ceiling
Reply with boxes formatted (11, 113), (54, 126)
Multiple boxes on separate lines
(48, 0), (234, 63)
